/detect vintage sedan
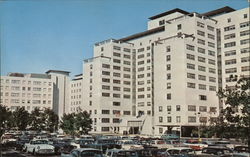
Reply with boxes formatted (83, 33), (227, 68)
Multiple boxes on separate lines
(61, 148), (103, 157)
(24, 139), (55, 155)
(166, 147), (196, 157)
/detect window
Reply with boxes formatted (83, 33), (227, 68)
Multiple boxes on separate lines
(186, 44), (195, 51)
(225, 68), (237, 74)
(113, 59), (120, 63)
(123, 111), (131, 115)
(102, 85), (110, 90)
(209, 68), (216, 74)
(198, 39), (205, 45)
(240, 39), (250, 45)
(225, 59), (237, 65)
(241, 66), (250, 72)
(209, 86), (216, 91)
(124, 48), (131, 52)
(199, 95), (207, 100)
(159, 106), (163, 112)
(102, 93), (110, 97)
(167, 116), (172, 123)
(167, 73), (171, 80)
(176, 105), (180, 111)
(159, 117), (163, 123)
(188, 116), (196, 122)
(123, 88), (130, 92)
(197, 30), (205, 36)
(241, 47), (250, 54)
(208, 42), (215, 48)
(138, 67), (144, 72)
(187, 73), (195, 79)
(199, 84), (206, 90)
(138, 61), (144, 65)
(225, 50), (236, 56)
(113, 118), (120, 123)
(188, 105), (196, 111)
(102, 71), (110, 76)
(224, 25), (235, 31)
(208, 50), (215, 56)
(177, 24), (182, 30)
(165, 46), (171, 53)
(113, 66), (121, 70)
(167, 83), (171, 89)
(101, 127), (109, 131)
(159, 20), (165, 26)
(187, 54), (195, 60)
(243, 14), (248, 18)
(207, 25), (214, 31)
(102, 78), (110, 83)
(198, 56), (206, 63)
(198, 75), (206, 81)
(138, 54), (144, 59)
(124, 61), (131, 65)
(113, 46), (121, 51)
(224, 33), (236, 40)
(166, 55), (171, 61)
(227, 18), (231, 23)
(102, 110), (110, 114)
(240, 21), (250, 28)
(166, 64), (171, 70)
(113, 52), (121, 57)
(198, 47), (205, 54)
(187, 63), (195, 70)
(113, 94), (120, 98)
(113, 80), (120, 84)
(113, 102), (120, 106)
(187, 82), (195, 88)
(197, 22), (204, 28)
(241, 57), (250, 63)
(101, 118), (110, 123)
(198, 66), (206, 72)
(240, 30), (250, 36)
(138, 48), (145, 52)
(176, 116), (181, 123)
(208, 34), (215, 40)
(208, 59), (216, 65)
(167, 93), (171, 100)
(209, 77), (216, 82)
(167, 106), (171, 111)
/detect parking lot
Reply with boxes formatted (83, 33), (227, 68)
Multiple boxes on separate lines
(2, 148), (60, 157)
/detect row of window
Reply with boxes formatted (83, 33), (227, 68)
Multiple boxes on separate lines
(225, 66), (250, 73)
(1, 79), (52, 86)
(187, 83), (216, 91)
(2, 86), (52, 92)
(158, 116), (213, 123)
(187, 73), (216, 82)
(224, 21), (249, 32)
(2, 99), (51, 104)
(225, 57), (250, 65)
(197, 30), (215, 40)
(224, 47), (250, 57)
(187, 63), (216, 73)
(186, 45), (216, 57)
(102, 93), (131, 99)
(196, 22), (214, 31)
(102, 64), (131, 72)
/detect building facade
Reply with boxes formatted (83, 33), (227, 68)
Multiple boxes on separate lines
(81, 6), (249, 135)
(69, 74), (83, 113)
(0, 70), (70, 118)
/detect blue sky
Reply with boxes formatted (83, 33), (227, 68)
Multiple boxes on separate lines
(0, 0), (248, 77)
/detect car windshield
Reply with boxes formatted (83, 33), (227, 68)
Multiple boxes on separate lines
(33, 140), (48, 144)
(180, 149), (195, 154)
(80, 150), (103, 157)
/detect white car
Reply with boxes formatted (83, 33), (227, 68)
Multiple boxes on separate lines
(24, 139), (55, 155)
(117, 140), (143, 150)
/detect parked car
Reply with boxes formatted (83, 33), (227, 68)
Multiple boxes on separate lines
(15, 139), (29, 151)
(201, 146), (233, 156)
(105, 148), (138, 157)
(51, 139), (77, 155)
(61, 148), (103, 157)
(117, 140), (143, 150)
(166, 147), (196, 157)
(24, 139), (55, 155)
(214, 141), (235, 149)
(183, 139), (208, 151)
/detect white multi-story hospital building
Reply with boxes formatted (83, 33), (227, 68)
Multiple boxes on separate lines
(81, 6), (249, 135)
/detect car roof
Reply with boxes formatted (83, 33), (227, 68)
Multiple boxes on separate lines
(74, 148), (101, 152)
(168, 147), (192, 150)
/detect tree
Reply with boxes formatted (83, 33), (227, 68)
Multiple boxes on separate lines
(217, 77), (250, 143)
(0, 105), (12, 137)
(43, 108), (59, 132)
(60, 113), (76, 135)
(60, 111), (92, 136)
(75, 111), (92, 135)
(12, 107), (30, 130)
(30, 108), (45, 131)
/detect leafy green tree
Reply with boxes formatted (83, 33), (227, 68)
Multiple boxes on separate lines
(60, 113), (76, 135)
(30, 108), (45, 131)
(60, 111), (92, 136)
(43, 108), (59, 132)
(217, 77), (250, 143)
(75, 111), (92, 135)
(12, 107), (30, 130)
(0, 105), (12, 137)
